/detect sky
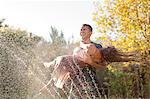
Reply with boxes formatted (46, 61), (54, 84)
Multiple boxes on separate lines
(0, 0), (98, 41)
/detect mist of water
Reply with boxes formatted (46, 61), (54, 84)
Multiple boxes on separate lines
(0, 34), (108, 99)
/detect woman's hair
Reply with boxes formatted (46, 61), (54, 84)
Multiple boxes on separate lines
(101, 47), (136, 62)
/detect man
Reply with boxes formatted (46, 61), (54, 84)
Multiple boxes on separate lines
(42, 24), (106, 98)
(73, 24), (105, 68)
(73, 24), (107, 98)
(41, 24), (136, 98)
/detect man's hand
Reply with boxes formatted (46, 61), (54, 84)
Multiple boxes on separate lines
(80, 42), (97, 55)
(86, 44), (97, 55)
(80, 43), (103, 63)
(85, 44), (103, 61)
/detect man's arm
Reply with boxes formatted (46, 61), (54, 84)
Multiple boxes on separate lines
(75, 42), (106, 68)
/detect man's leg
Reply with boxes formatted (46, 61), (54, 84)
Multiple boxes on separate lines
(82, 67), (102, 98)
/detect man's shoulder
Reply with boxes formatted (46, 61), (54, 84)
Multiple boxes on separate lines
(90, 41), (102, 48)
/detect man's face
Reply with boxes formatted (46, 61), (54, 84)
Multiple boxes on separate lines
(80, 26), (92, 39)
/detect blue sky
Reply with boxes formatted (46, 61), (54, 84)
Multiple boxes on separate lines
(0, 0), (99, 41)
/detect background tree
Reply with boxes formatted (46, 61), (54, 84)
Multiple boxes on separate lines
(48, 26), (68, 60)
(0, 19), (34, 99)
(0, 17), (80, 99)
(93, 0), (150, 98)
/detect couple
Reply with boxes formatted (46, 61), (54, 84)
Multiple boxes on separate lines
(43, 24), (135, 98)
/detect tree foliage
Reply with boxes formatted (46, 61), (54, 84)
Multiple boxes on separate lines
(0, 18), (78, 99)
(49, 26), (66, 46)
(0, 19), (51, 98)
(0, 20), (33, 98)
(93, 0), (150, 98)
(93, 0), (149, 52)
